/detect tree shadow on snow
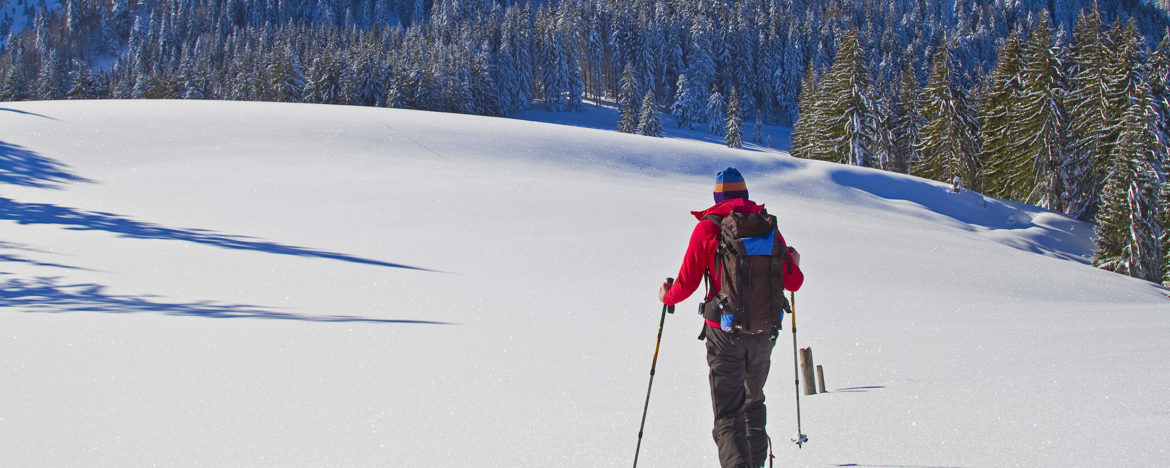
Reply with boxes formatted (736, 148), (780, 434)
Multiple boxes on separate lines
(0, 107), (62, 121)
(0, 141), (93, 189)
(0, 197), (437, 271)
(0, 276), (455, 324)
(0, 252), (90, 271)
(835, 464), (968, 468)
(831, 386), (885, 393)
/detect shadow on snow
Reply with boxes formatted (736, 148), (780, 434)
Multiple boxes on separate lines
(835, 464), (968, 468)
(0, 276), (455, 324)
(0, 197), (437, 272)
(829, 169), (1093, 264)
(0, 140), (93, 189)
(0, 107), (62, 121)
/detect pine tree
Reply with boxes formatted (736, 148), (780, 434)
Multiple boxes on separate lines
(470, 45), (498, 116)
(410, 0), (426, 26)
(979, 31), (1025, 199)
(1159, 183), (1170, 286)
(726, 86), (743, 149)
(817, 29), (874, 166)
(1093, 20), (1167, 283)
(180, 51), (207, 100)
(1151, 33), (1170, 152)
(708, 86), (726, 136)
(617, 63), (638, 133)
(889, 64), (923, 174)
(497, 6), (533, 116)
(671, 73), (702, 129)
(775, 27), (805, 125)
(497, 29), (521, 114)
(1, 66), (27, 101)
(1094, 110), (1164, 282)
(37, 51), (64, 100)
(584, 21), (605, 103)
(914, 42), (980, 190)
(385, 70), (409, 109)
(1012, 15), (1066, 211)
(303, 54), (344, 104)
(1065, 2), (1113, 219)
(542, 26), (574, 111)
(752, 109), (764, 145)
(685, 19), (716, 111)
(66, 63), (94, 99)
(268, 46), (306, 103)
(636, 90), (662, 137)
(790, 65), (821, 160)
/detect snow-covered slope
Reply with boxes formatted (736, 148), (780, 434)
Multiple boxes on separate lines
(2, 100), (1167, 467)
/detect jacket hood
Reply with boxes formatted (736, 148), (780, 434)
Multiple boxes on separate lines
(691, 198), (765, 220)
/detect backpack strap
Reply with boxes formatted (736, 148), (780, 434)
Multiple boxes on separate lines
(738, 238), (752, 331)
(715, 214), (752, 332)
(702, 214), (723, 302)
(769, 218), (792, 337)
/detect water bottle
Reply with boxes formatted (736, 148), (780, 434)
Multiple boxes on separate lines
(720, 311), (734, 332)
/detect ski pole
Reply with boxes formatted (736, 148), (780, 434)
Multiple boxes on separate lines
(790, 290), (808, 448)
(633, 277), (675, 468)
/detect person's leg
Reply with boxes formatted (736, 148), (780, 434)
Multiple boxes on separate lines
(706, 326), (751, 468)
(743, 333), (776, 467)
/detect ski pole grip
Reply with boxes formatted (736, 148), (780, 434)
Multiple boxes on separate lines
(665, 277), (675, 314)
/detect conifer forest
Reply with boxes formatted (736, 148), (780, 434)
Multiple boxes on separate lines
(4, 0), (1170, 283)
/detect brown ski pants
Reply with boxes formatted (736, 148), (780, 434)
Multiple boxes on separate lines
(705, 325), (775, 468)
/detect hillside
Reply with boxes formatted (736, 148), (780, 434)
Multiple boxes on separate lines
(1, 100), (1168, 467)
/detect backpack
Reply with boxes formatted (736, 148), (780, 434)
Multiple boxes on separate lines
(700, 210), (792, 336)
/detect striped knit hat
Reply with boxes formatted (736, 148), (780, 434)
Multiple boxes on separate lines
(713, 167), (748, 203)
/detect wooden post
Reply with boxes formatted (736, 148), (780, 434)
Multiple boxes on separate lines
(799, 347), (816, 395)
(816, 365), (826, 394)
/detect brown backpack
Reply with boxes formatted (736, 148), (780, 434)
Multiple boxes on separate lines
(701, 210), (792, 336)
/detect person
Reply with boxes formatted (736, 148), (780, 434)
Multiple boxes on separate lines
(657, 168), (804, 468)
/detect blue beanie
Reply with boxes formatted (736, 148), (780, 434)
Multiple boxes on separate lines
(713, 168), (748, 203)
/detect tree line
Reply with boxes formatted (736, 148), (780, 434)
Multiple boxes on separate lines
(791, 3), (1170, 285)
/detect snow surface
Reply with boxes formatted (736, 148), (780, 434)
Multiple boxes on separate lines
(1, 100), (1168, 467)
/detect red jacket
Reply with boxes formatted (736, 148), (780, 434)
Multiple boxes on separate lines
(662, 198), (804, 309)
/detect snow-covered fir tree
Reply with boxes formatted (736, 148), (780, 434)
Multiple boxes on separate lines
(707, 85), (726, 136)
(1093, 19), (1168, 283)
(684, 18), (716, 114)
(726, 86), (743, 149)
(914, 42), (980, 190)
(636, 90), (662, 137)
(790, 65), (822, 161)
(1, 66), (27, 101)
(267, 45), (306, 103)
(617, 63), (638, 133)
(303, 54), (344, 105)
(66, 61), (93, 99)
(817, 29), (875, 167)
(1064, 2), (1113, 220)
(1011, 15), (1067, 212)
(752, 109), (764, 145)
(979, 30), (1025, 200)
(1159, 183), (1170, 286)
(671, 73), (702, 129)
(888, 64), (924, 174)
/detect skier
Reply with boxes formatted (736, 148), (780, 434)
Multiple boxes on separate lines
(658, 168), (804, 468)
